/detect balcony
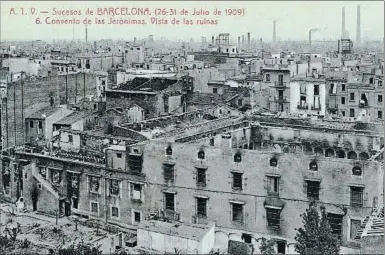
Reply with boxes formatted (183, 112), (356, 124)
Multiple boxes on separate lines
(311, 105), (322, 110)
(273, 81), (287, 88)
(273, 96), (288, 102)
(358, 100), (369, 108)
(297, 103), (308, 110)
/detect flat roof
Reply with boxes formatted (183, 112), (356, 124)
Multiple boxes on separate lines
(138, 220), (212, 241)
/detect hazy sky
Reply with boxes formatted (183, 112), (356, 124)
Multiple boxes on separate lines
(1, 1), (384, 42)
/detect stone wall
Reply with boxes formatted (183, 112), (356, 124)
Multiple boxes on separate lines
(1, 73), (98, 148)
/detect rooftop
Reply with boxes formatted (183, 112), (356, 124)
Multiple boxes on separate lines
(138, 220), (214, 241)
(26, 106), (64, 119)
(54, 111), (94, 126)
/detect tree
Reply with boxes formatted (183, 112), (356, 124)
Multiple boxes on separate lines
(258, 237), (276, 255)
(294, 204), (340, 255)
(57, 240), (102, 255)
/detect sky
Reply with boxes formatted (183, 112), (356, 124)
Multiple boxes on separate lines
(1, 1), (384, 42)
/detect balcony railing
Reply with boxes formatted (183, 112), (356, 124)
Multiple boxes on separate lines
(297, 104), (308, 110)
(274, 96), (287, 102)
(311, 105), (322, 110)
(274, 81), (287, 87)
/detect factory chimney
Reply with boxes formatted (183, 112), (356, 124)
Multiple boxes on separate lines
(85, 25), (88, 43)
(247, 32), (250, 51)
(242, 35), (245, 50)
(238, 36), (241, 50)
(212, 36), (215, 46)
(273, 20), (276, 42)
(341, 7), (345, 39)
(356, 5), (361, 45)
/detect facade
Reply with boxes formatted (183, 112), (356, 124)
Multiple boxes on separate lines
(261, 67), (291, 113)
(2, 113), (383, 254)
(290, 76), (326, 116)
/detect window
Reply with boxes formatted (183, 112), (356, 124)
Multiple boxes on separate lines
(350, 219), (361, 239)
(350, 186), (364, 207)
(350, 93), (355, 101)
(134, 212), (141, 223)
(341, 110), (346, 117)
(309, 161), (318, 171)
(51, 169), (62, 184)
(234, 153), (242, 162)
(267, 176), (279, 195)
(68, 135), (73, 143)
(242, 234), (252, 244)
(38, 121), (43, 129)
(89, 176), (100, 193)
(198, 151), (205, 159)
(163, 163), (175, 183)
(213, 88), (218, 94)
(29, 121), (34, 128)
(352, 166), (362, 176)
(111, 206), (119, 218)
(266, 208), (281, 230)
(314, 85), (319, 96)
(330, 84), (335, 94)
(277, 241), (286, 254)
(341, 97), (346, 105)
(93, 104), (97, 110)
(378, 95), (383, 103)
(341, 84), (346, 91)
(209, 138), (214, 146)
(130, 183), (142, 200)
(232, 172), (243, 190)
(90, 202), (98, 213)
(378, 111), (383, 119)
(38, 183), (42, 189)
(369, 77), (374, 84)
(166, 146), (173, 155)
(196, 197), (207, 217)
(350, 109), (355, 118)
(265, 74), (270, 82)
(238, 99), (243, 106)
(306, 180), (320, 200)
(109, 179), (120, 196)
(117, 152), (122, 158)
(379, 80), (383, 86)
(164, 192), (175, 211)
(231, 203), (244, 223)
(196, 168), (206, 186)
(327, 213), (343, 240)
(269, 158), (278, 167)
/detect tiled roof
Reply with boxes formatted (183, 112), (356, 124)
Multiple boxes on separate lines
(54, 111), (92, 125)
(26, 106), (62, 119)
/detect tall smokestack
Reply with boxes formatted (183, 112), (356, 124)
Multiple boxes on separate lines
(238, 36), (241, 49)
(212, 36), (214, 46)
(341, 7), (345, 39)
(356, 5), (361, 45)
(273, 20), (276, 42)
(85, 25), (88, 43)
(242, 35), (245, 50)
(247, 33), (250, 51)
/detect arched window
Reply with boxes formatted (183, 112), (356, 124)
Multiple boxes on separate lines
(309, 161), (318, 171)
(359, 152), (369, 160)
(198, 151), (205, 159)
(352, 166), (362, 176)
(325, 148), (334, 157)
(166, 146), (173, 156)
(314, 147), (324, 156)
(347, 151), (358, 160)
(336, 150), (346, 158)
(234, 153), (242, 163)
(270, 158), (278, 167)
